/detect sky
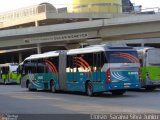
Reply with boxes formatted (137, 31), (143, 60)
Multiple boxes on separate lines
(0, 0), (160, 13)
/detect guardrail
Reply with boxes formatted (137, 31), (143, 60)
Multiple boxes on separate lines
(140, 7), (160, 13)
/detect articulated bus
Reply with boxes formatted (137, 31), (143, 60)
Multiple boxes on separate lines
(21, 45), (140, 96)
(0, 63), (20, 84)
(135, 47), (160, 90)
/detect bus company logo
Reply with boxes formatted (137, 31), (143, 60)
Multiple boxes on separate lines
(128, 72), (138, 75)
(0, 114), (18, 120)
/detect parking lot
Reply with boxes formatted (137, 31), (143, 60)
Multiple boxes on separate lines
(0, 85), (160, 114)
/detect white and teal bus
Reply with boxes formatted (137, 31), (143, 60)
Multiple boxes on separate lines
(21, 45), (141, 96)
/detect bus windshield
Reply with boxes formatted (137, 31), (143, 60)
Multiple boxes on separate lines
(107, 51), (139, 63)
(10, 65), (18, 72)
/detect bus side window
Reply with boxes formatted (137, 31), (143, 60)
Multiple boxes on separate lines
(66, 55), (76, 72)
(77, 53), (93, 72)
(72, 55), (77, 72)
(93, 52), (101, 72)
(46, 57), (59, 73)
(93, 52), (108, 72)
(87, 53), (94, 72)
(66, 55), (72, 72)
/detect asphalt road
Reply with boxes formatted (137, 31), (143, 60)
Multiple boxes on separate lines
(0, 85), (160, 114)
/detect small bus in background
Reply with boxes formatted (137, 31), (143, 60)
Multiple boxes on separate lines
(135, 47), (160, 90)
(0, 63), (20, 84)
(21, 44), (141, 96)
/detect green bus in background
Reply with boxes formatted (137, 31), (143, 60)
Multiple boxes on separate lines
(135, 47), (160, 90)
(0, 63), (21, 84)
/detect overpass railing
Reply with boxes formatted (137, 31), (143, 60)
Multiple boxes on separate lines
(0, 4), (160, 23)
(0, 4), (47, 22)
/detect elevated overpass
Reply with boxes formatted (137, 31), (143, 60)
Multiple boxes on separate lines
(1, 4), (160, 63)
(1, 13), (160, 48)
(0, 3), (129, 29)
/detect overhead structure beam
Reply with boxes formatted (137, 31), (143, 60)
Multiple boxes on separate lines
(1, 14), (160, 49)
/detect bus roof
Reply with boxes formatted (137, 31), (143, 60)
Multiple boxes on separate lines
(68, 45), (135, 55)
(25, 51), (59, 60)
(0, 63), (18, 67)
(25, 44), (136, 61)
(67, 46), (105, 55)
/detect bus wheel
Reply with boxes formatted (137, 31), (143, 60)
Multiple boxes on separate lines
(27, 81), (33, 91)
(50, 81), (56, 93)
(4, 79), (6, 85)
(145, 86), (156, 91)
(111, 90), (126, 95)
(28, 82), (32, 91)
(26, 80), (29, 88)
(86, 81), (94, 96)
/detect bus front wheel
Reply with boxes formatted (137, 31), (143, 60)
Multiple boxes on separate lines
(27, 80), (34, 91)
(86, 81), (94, 96)
(50, 80), (56, 93)
(28, 81), (33, 91)
(26, 80), (29, 88)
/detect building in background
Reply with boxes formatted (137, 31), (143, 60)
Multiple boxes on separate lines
(67, 0), (122, 13)
(67, 0), (142, 13)
(122, 0), (134, 12)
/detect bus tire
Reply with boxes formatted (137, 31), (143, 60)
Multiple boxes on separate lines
(86, 81), (94, 96)
(4, 79), (6, 85)
(145, 86), (156, 91)
(50, 80), (56, 93)
(27, 80), (35, 91)
(28, 81), (32, 91)
(26, 80), (29, 88)
(111, 90), (126, 95)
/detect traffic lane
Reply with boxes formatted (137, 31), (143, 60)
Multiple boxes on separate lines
(0, 85), (160, 114)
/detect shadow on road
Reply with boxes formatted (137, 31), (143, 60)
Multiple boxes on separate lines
(128, 88), (160, 93)
(22, 89), (139, 98)
(0, 83), (19, 85)
(42, 91), (136, 98)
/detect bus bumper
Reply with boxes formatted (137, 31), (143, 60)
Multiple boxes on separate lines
(105, 83), (140, 91)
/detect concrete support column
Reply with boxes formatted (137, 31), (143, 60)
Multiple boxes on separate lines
(89, 17), (93, 21)
(37, 44), (41, 54)
(35, 21), (39, 27)
(65, 43), (80, 50)
(11, 57), (14, 63)
(18, 52), (22, 63)
(141, 42), (144, 47)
